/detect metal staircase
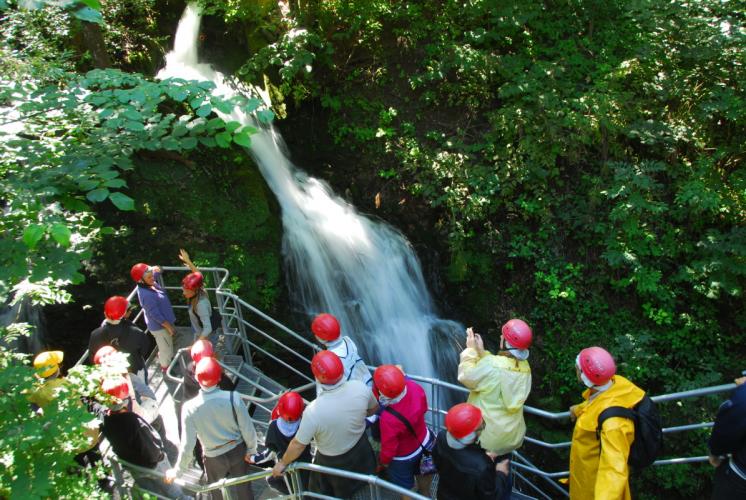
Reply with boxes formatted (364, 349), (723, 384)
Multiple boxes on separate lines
(76, 265), (740, 499)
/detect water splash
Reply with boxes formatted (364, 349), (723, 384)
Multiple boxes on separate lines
(159, 4), (464, 383)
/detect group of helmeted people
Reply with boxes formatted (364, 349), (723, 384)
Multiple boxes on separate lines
(29, 250), (746, 500)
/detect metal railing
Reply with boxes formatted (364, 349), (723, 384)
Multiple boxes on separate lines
(118, 458), (430, 500)
(81, 265), (742, 499)
(74, 266), (232, 367)
(395, 370), (740, 497)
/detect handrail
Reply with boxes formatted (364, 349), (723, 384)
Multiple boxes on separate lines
(115, 458), (429, 499)
(216, 289), (318, 351)
(73, 266), (230, 367)
(166, 346), (316, 405)
(81, 263), (744, 499)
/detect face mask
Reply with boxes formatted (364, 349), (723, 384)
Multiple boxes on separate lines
(446, 431), (478, 449)
(277, 418), (301, 437)
(378, 387), (407, 406)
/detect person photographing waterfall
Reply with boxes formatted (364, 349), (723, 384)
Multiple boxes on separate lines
(271, 350), (378, 497)
(457, 319), (532, 496)
(311, 313), (372, 390)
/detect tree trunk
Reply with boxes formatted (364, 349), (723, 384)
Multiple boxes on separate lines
(80, 21), (112, 69)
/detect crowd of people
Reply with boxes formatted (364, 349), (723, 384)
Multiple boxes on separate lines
(28, 251), (746, 499)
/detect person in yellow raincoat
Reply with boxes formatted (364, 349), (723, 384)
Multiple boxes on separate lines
(568, 347), (645, 500)
(457, 319), (533, 458)
(29, 351), (101, 455)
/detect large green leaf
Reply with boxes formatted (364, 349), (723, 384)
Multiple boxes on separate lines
(73, 6), (103, 24)
(108, 192), (135, 211)
(86, 188), (109, 202)
(22, 225), (45, 249)
(215, 131), (232, 148)
(233, 131), (252, 147)
(50, 224), (72, 248)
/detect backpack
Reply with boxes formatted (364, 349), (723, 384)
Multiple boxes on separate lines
(596, 394), (663, 469)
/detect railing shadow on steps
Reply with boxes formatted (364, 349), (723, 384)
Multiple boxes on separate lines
(75, 266), (741, 499)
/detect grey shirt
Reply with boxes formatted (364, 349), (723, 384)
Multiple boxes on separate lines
(188, 294), (212, 338)
(176, 387), (258, 471)
(296, 380), (377, 456)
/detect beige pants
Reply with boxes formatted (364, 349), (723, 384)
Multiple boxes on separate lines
(150, 328), (174, 368)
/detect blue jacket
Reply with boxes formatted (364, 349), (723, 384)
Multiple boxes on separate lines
(708, 383), (746, 472)
(136, 271), (176, 332)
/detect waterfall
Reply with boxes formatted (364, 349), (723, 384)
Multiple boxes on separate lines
(158, 4), (464, 385)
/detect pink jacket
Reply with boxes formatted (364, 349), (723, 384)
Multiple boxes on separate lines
(379, 379), (428, 464)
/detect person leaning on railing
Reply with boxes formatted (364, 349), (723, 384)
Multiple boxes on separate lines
(271, 350), (379, 498)
(708, 375), (746, 499)
(131, 262), (177, 372)
(248, 391), (312, 494)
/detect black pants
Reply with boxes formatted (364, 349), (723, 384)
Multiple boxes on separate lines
(309, 433), (376, 498)
(204, 442), (254, 500)
(712, 461), (746, 500)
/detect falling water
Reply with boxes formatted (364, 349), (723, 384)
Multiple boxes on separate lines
(158, 4), (464, 384)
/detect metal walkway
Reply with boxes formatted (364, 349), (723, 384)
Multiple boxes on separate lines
(78, 265), (740, 499)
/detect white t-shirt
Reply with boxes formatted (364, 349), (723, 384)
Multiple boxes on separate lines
(295, 380), (377, 456)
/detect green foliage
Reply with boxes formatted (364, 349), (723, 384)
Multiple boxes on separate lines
(0, 324), (110, 498)
(240, 0), (745, 496)
(0, 7), (269, 304)
(0, 0), (103, 24)
(99, 0), (165, 73)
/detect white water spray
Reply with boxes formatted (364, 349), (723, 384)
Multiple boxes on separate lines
(159, 5), (463, 381)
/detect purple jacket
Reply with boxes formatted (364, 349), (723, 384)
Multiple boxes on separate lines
(136, 271), (176, 331)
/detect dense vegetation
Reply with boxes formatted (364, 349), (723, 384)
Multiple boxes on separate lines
(227, 0), (745, 496)
(0, 0), (743, 497)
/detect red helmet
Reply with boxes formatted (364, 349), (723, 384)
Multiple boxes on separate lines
(195, 357), (222, 387)
(102, 376), (130, 400)
(93, 345), (118, 365)
(190, 339), (214, 363)
(182, 272), (204, 291)
(104, 296), (129, 321)
(578, 347), (616, 386)
(311, 350), (344, 385)
(311, 313), (340, 342)
(445, 403), (483, 439)
(501, 319), (533, 350)
(373, 365), (406, 398)
(275, 392), (305, 422)
(130, 263), (150, 282)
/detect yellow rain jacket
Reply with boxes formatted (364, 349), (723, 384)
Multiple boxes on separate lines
(569, 375), (645, 500)
(28, 378), (101, 452)
(457, 347), (532, 455)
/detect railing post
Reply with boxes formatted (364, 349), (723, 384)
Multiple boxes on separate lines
(290, 469), (302, 499)
(369, 482), (379, 500)
(235, 297), (252, 364)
